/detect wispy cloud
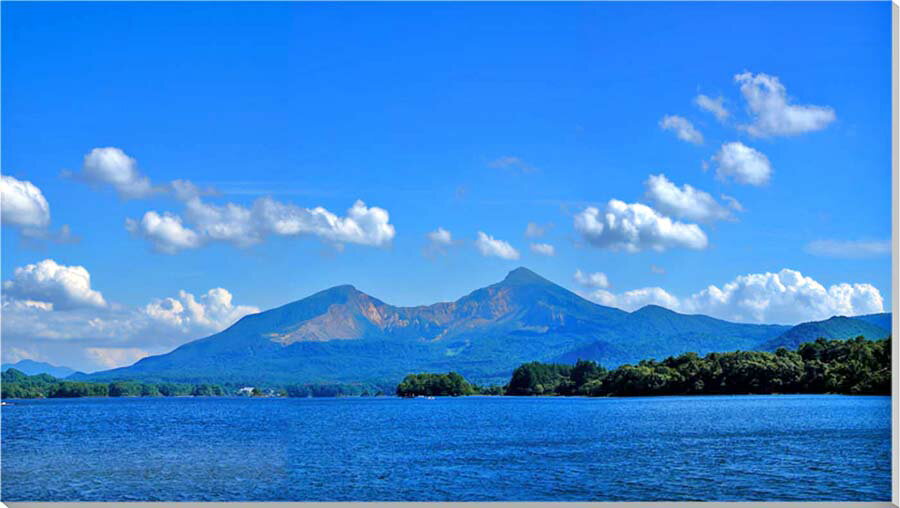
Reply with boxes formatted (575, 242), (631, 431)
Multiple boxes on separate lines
(694, 94), (729, 122)
(805, 239), (891, 258)
(529, 243), (555, 256)
(487, 156), (537, 174)
(659, 115), (703, 144)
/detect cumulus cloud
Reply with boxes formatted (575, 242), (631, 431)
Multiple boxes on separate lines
(85, 347), (151, 369)
(77, 147), (158, 198)
(128, 196), (396, 252)
(1, 260), (260, 371)
(644, 174), (733, 222)
(712, 142), (772, 186)
(574, 200), (708, 252)
(659, 115), (703, 144)
(585, 287), (680, 312)
(72, 148), (216, 203)
(125, 211), (202, 254)
(735, 72), (836, 137)
(805, 239), (891, 259)
(475, 232), (520, 260)
(1, 175), (75, 242)
(581, 268), (884, 324)
(143, 288), (259, 333)
(1, 175), (50, 229)
(681, 269), (883, 324)
(488, 156), (535, 173)
(574, 269), (609, 289)
(530, 243), (555, 256)
(2, 259), (106, 310)
(695, 94), (729, 122)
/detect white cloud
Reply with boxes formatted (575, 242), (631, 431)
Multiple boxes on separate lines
(423, 227), (454, 257)
(720, 194), (744, 212)
(659, 115), (703, 144)
(582, 268), (884, 324)
(488, 156), (535, 173)
(525, 222), (548, 238)
(128, 196), (396, 252)
(574, 269), (609, 289)
(427, 227), (453, 246)
(585, 287), (680, 312)
(712, 142), (772, 186)
(681, 269), (883, 324)
(143, 288), (259, 333)
(125, 211), (202, 254)
(475, 232), (520, 260)
(650, 265), (666, 275)
(644, 174), (733, 222)
(0, 175), (74, 242)
(79, 147), (158, 198)
(85, 347), (151, 369)
(574, 200), (708, 252)
(2, 347), (42, 364)
(1, 260), (260, 371)
(2, 259), (106, 310)
(735, 72), (836, 137)
(530, 243), (555, 256)
(2, 285), (257, 345)
(1, 175), (50, 229)
(805, 239), (891, 259)
(695, 94), (729, 122)
(73, 148), (215, 203)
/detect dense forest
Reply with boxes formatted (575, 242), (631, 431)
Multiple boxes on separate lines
(505, 336), (891, 396)
(396, 372), (476, 397)
(396, 337), (890, 397)
(1, 369), (227, 399)
(1, 369), (395, 400)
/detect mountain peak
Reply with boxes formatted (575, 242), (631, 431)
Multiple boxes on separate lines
(501, 267), (551, 286)
(292, 283), (366, 307)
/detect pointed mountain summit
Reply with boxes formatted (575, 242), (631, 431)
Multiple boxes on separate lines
(76, 267), (797, 386)
(499, 266), (554, 286)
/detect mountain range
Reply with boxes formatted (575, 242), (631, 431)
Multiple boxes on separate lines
(1, 359), (76, 378)
(71, 267), (892, 386)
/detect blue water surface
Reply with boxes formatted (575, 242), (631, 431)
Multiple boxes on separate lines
(0, 395), (891, 501)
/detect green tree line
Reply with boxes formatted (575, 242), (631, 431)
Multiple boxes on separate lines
(1, 369), (226, 399)
(396, 372), (477, 397)
(505, 337), (890, 397)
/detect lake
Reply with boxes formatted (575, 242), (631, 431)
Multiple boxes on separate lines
(0, 395), (890, 501)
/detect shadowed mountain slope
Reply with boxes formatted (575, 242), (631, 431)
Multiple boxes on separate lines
(757, 315), (891, 351)
(76, 267), (800, 385)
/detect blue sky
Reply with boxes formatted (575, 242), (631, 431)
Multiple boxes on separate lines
(1, 2), (892, 371)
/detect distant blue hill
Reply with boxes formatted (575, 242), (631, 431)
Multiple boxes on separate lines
(853, 312), (893, 332)
(1, 359), (76, 378)
(757, 314), (892, 352)
(74, 267), (801, 386)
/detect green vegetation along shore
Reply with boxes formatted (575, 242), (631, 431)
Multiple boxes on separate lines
(3, 337), (888, 400)
(397, 337), (890, 397)
(1, 369), (227, 399)
(0, 368), (393, 400)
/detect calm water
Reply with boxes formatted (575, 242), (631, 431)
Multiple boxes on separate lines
(0, 395), (891, 501)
